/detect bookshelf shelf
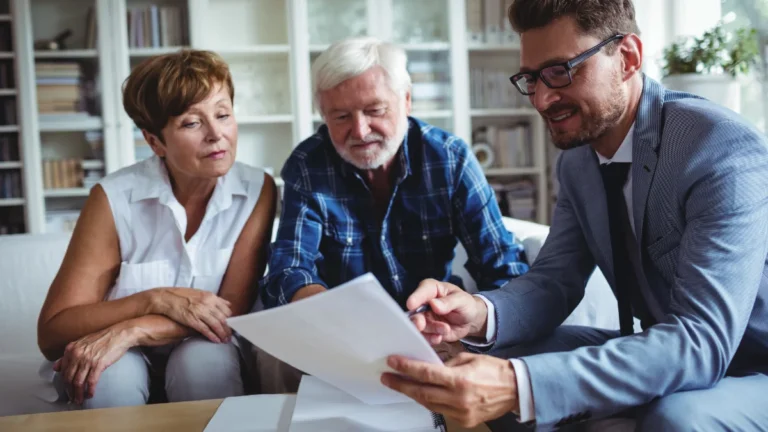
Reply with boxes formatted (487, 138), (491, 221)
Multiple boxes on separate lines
(402, 42), (451, 51)
(39, 117), (103, 132)
(309, 44), (329, 53)
(81, 159), (104, 170)
(471, 108), (538, 117)
(484, 167), (541, 176)
(216, 45), (291, 55)
(238, 114), (294, 125)
(0, 198), (25, 207)
(34, 50), (98, 59)
(0, 14), (11, 22)
(0, 89), (17, 96)
(0, 125), (18, 133)
(0, 161), (22, 169)
(413, 110), (453, 119)
(44, 188), (91, 198)
(468, 43), (521, 52)
(0, 52), (14, 59)
(129, 47), (186, 57)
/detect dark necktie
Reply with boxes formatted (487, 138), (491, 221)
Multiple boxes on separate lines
(600, 162), (635, 336)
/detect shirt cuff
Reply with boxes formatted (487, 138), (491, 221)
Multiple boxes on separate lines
(509, 358), (535, 423)
(460, 295), (497, 347)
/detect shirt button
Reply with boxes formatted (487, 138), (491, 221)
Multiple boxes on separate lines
(347, 237), (353, 245)
(381, 235), (385, 242)
(422, 234), (427, 240)
(393, 275), (399, 281)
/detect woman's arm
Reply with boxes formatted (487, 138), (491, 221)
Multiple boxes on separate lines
(37, 185), (156, 360)
(219, 173), (277, 315)
(108, 174), (277, 347)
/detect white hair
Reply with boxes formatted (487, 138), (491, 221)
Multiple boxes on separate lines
(311, 37), (411, 114)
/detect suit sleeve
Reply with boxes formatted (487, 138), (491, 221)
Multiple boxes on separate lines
(515, 121), (768, 428)
(481, 153), (598, 346)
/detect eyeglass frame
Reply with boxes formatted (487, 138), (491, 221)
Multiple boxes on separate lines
(509, 34), (626, 96)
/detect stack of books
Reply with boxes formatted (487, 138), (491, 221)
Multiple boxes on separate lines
(491, 179), (537, 221)
(470, 67), (527, 109)
(465, 0), (518, 44)
(409, 56), (451, 111)
(473, 123), (533, 168)
(0, 134), (17, 161)
(127, 4), (187, 48)
(0, 170), (21, 198)
(35, 62), (90, 121)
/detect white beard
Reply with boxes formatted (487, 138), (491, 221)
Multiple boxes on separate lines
(336, 115), (409, 170)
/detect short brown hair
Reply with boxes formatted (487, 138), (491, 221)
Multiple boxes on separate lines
(122, 49), (234, 140)
(508, 0), (640, 42)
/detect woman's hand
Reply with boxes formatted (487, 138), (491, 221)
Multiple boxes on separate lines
(148, 288), (233, 343)
(53, 324), (137, 405)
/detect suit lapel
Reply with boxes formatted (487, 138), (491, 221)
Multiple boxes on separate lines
(632, 76), (665, 246)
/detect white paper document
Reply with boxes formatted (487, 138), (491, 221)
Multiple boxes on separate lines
(203, 394), (296, 432)
(227, 273), (443, 405)
(289, 376), (446, 432)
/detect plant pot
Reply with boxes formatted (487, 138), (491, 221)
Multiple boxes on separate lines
(661, 73), (741, 114)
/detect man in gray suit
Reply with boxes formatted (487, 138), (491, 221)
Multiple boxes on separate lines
(380, 0), (768, 430)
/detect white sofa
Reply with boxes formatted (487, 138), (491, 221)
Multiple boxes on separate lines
(0, 217), (619, 419)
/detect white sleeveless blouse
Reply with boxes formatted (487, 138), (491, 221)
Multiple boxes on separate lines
(99, 156), (265, 300)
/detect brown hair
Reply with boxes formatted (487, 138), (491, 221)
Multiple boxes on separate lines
(508, 0), (640, 44)
(122, 49), (234, 141)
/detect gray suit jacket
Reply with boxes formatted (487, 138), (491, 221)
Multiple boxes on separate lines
(482, 75), (768, 428)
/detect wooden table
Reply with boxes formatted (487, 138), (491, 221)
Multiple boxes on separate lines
(0, 397), (491, 432)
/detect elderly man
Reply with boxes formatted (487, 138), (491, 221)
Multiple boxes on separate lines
(253, 37), (529, 391)
(262, 37), (528, 309)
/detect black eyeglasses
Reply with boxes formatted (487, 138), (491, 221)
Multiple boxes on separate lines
(509, 34), (625, 96)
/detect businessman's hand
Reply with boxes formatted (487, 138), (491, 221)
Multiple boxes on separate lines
(406, 279), (488, 344)
(382, 353), (519, 428)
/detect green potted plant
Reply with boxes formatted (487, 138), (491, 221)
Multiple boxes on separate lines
(661, 22), (760, 113)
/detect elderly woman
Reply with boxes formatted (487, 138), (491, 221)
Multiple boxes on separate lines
(37, 50), (276, 409)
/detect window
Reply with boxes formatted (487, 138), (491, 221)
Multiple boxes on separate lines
(721, 0), (768, 132)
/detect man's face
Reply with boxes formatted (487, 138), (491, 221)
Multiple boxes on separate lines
(319, 67), (411, 170)
(519, 17), (627, 150)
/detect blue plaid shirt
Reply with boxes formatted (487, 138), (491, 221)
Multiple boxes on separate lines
(261, 117), (529, 309)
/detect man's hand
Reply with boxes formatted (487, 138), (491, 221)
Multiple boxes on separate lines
(291, 284), (328, 302)
(381, 353), (519, 428)
(53, 323), (138, 405)
(407, 279), (489, 344)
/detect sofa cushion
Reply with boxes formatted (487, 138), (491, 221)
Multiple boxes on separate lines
(0, 354), (69, 416)
(0, 233), (72, 358)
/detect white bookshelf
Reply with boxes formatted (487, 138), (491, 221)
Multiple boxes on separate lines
(0, 161), (22, 169)
(34, 49), (98, 58)
(44, 187), (91, 198)
(0, 197), (25, 206)
(7, 0), (550, 235)
(1, 0), (26, 234)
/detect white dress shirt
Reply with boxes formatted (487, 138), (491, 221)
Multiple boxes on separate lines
(99, 155), (265, 300)
(468, 126), (636, 423)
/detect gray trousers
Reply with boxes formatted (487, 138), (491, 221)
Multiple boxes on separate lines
(56, 337), (244, 409)
(484, 326), (768, 432)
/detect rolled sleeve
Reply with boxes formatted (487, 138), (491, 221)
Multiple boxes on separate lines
(451, 140), (529, 290)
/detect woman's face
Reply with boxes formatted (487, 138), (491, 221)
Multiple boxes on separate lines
(149, 84), (237, 179)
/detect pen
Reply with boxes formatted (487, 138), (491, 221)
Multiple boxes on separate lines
(406, 304), (431, 318)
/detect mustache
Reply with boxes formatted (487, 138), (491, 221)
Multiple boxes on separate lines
(541, 104), (578, 118)
(346, 133), (385, 146)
